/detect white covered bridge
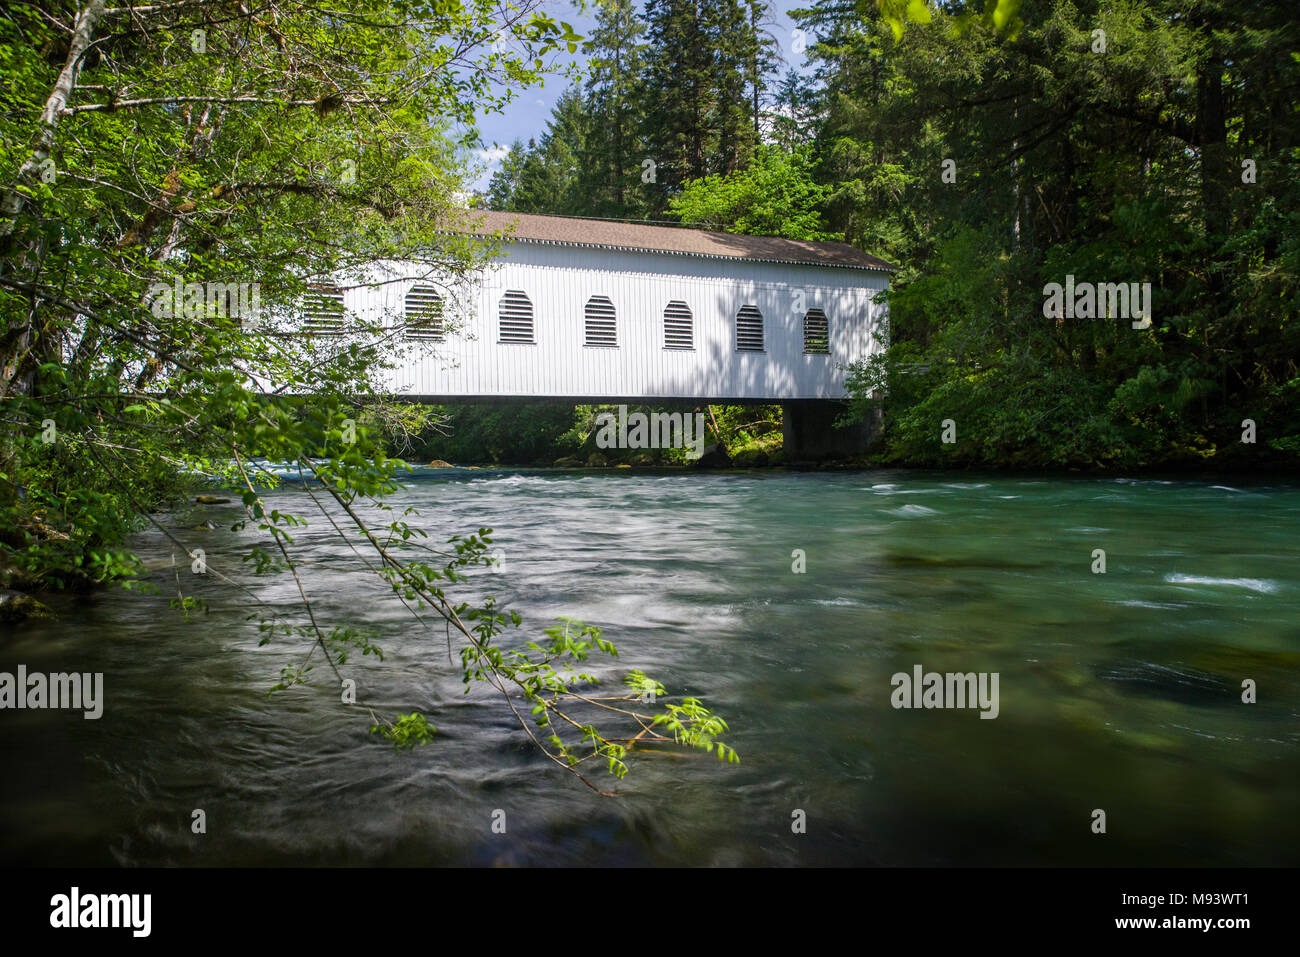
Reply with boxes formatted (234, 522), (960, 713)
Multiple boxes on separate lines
(302, 210), (894, 456)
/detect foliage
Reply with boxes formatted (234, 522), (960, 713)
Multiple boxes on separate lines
(484, 88), (591, 215)
(413, 402), (586, 464)
(668, 145), (835, 239)
(407, 400), (783, 466)
(580, 0), (651, 218)
(0, 0), (737, 792)
(816, 0), (1300, 470)
(391, 0), (1299, 475)
(373, 713), (437, 751)
(484, 0), (779, 218)
(710, 404), (783, 464)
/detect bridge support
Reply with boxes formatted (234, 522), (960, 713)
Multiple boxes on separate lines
(781, 400), (875, 462)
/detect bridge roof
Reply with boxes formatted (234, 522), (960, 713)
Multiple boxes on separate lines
(449, 210), (897, 273)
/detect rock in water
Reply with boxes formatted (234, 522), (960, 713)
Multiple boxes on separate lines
(693, 444), (731, 468)
(195, 495), (231, 505)
(1095, 661), (1237, 707)
(730, 447), (770, 467)
(0, 589), (53, 623)
(427, 460), (453, 468)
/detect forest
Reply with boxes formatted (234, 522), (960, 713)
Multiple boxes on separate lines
(0, 0), (1297, 878)
(481, 0), (1300, 471)
(1, 2), (1296, 604)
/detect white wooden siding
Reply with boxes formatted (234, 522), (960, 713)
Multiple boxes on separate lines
(326, 241), (888, 400)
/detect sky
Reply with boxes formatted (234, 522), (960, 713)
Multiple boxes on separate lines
(466, 0), (817, 193)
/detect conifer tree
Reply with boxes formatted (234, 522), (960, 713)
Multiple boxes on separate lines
(582, 0), (649, 217)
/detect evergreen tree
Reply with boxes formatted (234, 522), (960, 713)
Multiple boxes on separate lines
(640, 0), (775, 207)
(581, 0), (649, 217)
(484, 140), (531, 211)
(488, 0), (782, 220)
(769, 69), (820, 153)
(743, 1), (783, 140)
(640, 0), (716, 203)
(800, 0), (1300, 469)
(707, 0), (755, 175)
(484, 88), (590, 214)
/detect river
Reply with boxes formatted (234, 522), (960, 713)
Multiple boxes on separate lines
(2, 469), (1297, 865)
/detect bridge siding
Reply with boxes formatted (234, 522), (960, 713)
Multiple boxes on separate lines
(346, 242), (887, 401)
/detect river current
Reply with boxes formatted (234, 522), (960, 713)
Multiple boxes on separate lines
(2, 469), (1297, 865)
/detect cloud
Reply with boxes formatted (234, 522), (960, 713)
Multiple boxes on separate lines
(478, 144), (510, 165)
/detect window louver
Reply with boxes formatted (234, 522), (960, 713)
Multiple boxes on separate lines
(584, 296), (617, 347)
(803, 308), (830, 354)
(303, 285), (345, 336)
(498, 290), (534, 343)
(663, 301), (693, 350)
(405, 285), (445, 341)
(735, 304), (764, 352)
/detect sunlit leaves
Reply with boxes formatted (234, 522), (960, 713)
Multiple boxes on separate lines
(372, 712), (437, 750)
(0, 0), (745, 797)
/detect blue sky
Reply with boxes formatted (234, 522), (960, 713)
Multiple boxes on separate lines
(467, 0), (816, 193)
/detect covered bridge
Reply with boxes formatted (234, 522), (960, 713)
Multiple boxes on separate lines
(303, 210), (895, 457)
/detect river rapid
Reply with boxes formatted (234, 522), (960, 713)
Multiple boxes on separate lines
(2, 468), (1297, 865)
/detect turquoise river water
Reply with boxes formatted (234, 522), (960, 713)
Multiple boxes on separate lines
(2, 468), (1297, 865)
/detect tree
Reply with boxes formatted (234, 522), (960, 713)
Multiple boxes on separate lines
(769, 69), (821, 154)
(519, 87), (592, 214)
(581, 0), (650, 217)
(639, 0), (773, 208)
(0, 0), (736, 791)
(485, 88), (591, 215)
(820, 0), (1300, 469)
(742, 0), (783, 140)
(489, 0), (783, 220)
(707, 0), (757, 175)
(484, 140), (532, 211)
(669, 145), (835, 239)
(640, 0), (716, 200)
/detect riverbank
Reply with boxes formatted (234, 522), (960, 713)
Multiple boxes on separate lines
(408, 400), (1299, 475)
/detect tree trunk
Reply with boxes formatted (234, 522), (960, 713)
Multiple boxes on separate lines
(1197, 54), (1229, 253)
(0, 1), (106, 509)
(1, 0), (106, 392)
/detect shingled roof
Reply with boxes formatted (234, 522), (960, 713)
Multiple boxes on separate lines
(446, 209), (896, 272)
